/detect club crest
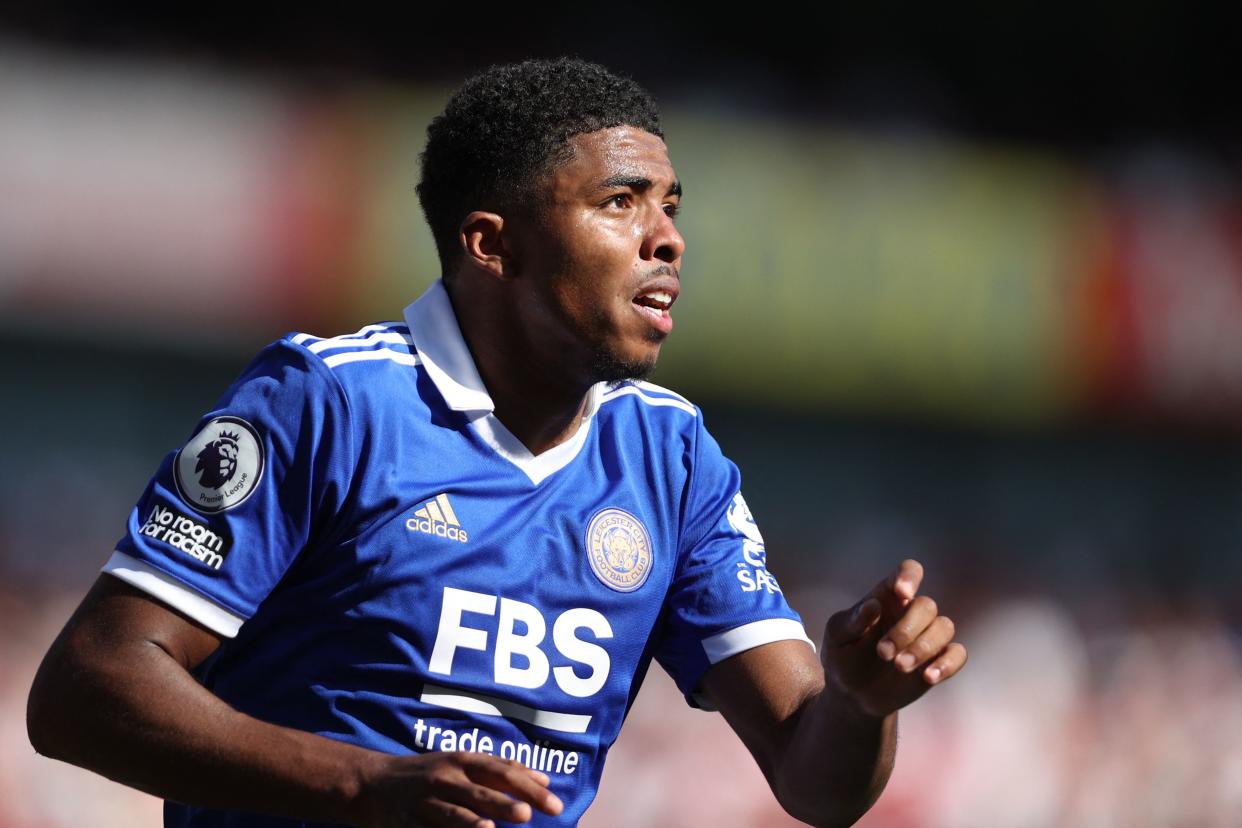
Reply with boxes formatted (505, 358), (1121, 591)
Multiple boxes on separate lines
(585, 508), (653, 593)
(174, 416), (264, 514)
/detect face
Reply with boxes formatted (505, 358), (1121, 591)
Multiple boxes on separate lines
(509, 126), (684, 385)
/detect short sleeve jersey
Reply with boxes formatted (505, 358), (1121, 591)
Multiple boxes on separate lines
(106, 280), (812, 827)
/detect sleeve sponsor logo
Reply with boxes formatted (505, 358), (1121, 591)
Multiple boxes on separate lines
(726, 492), (765, 544)
(174, 416), (264, 514)
(137, 503), (232, 570)
(728, 492), (782, 594)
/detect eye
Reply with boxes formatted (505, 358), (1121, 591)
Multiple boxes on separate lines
(605, 193), (631, 209)
(663, 202), (680, 219)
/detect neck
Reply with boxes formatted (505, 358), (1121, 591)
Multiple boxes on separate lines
(445, 279), (596, 456)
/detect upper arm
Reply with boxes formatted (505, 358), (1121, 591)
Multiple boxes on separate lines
(54, 573), (226, 670)
(696, 638), (824, 781)
(28, 574), (224, 754)
(653, 415), (813, 703)
(107, 339), (356, 636)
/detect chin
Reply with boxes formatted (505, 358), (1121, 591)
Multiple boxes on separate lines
(589, 347), (659, 385)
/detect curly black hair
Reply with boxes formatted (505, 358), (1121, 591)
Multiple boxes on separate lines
(416, 57), (663, 278)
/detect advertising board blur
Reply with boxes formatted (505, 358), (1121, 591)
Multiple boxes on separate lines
(2, 47), (1239, 428)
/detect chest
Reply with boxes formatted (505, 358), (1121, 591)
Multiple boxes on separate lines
(330, 415), (689, 707)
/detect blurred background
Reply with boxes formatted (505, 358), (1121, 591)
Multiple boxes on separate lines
(3, 6), (1241, 826)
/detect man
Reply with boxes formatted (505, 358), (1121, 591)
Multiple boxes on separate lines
(27, 58), (966, 827)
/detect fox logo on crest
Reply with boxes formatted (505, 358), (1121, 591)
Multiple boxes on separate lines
(585, 508), (653, 593)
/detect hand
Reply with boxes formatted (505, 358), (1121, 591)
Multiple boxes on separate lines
(821, 559), (967, 719)
(352, 751), (564, 828)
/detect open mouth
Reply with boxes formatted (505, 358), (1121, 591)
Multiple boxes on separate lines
(631, 278), (678, 336)
(633, 289), (674, 322)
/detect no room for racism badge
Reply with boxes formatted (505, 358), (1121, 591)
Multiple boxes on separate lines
(174, 416), (264, 514)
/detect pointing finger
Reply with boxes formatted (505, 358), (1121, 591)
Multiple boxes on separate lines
(890, 559), (923, 603)
(864, 559), (924, 620)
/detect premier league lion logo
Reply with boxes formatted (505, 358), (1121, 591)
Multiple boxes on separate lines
(195, 431), (240, 490)
(174, 416), (264, 514)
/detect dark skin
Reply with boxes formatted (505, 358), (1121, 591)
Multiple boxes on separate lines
(703, 560), (965, 826)
(450, 127), (684, 454)
(28, 127), (966, 827)
(28, 577), (562, 828)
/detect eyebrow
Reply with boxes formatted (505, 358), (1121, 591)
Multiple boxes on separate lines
(598, 174), (683, 198)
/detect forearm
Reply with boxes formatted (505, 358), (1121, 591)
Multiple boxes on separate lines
(773, 683), (897, 828)
(28, 610), (374, 823)
(708, 563), (964, 827)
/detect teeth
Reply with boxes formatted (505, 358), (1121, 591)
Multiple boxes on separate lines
(636, 290), (673, 308)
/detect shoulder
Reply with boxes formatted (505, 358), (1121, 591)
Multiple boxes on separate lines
(597, 380), (699, 419)
(600, 383), (743, 497)
(596, 381), (710, 467)
(278, 321), (426, 404)
(594, 381), (711, 483)
(284, 321), (420, 373)
(218, 322), (426, 430)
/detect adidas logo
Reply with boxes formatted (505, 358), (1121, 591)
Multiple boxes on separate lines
(406, 493), (468, 543)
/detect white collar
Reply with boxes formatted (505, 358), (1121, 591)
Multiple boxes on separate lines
(403, 279), (495, 416)
(402, 279), (604, 484)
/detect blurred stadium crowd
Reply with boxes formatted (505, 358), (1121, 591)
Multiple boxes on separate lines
(3, 9), (1241, 826)
(7, 575), (1242, 826)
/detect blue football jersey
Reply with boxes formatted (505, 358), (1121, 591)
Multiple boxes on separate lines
(106, 280), (812, 827)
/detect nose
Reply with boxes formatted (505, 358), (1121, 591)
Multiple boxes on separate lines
(641, 208), (685, 264)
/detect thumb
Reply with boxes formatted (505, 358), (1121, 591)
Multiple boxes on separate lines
(826, 597), (882, 647)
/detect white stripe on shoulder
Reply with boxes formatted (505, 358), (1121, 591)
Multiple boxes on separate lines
(307, 330), (414, 354)
(633, 380), (693, 407)
(322, 349), (422, 369)
(341, 321), (410, 338)
(290, 322), (411, 350)
(601, 384), (697, 416)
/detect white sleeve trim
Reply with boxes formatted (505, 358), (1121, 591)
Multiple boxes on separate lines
(701, 617), (816, 665)
(103, 550), (245, 638)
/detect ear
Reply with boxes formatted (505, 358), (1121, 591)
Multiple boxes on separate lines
(459, 211), (515, 281)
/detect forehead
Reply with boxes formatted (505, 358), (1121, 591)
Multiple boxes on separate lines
(549, 126), (676, 194)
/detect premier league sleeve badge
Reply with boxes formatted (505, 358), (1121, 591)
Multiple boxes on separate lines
(174, 416), (265, 514)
